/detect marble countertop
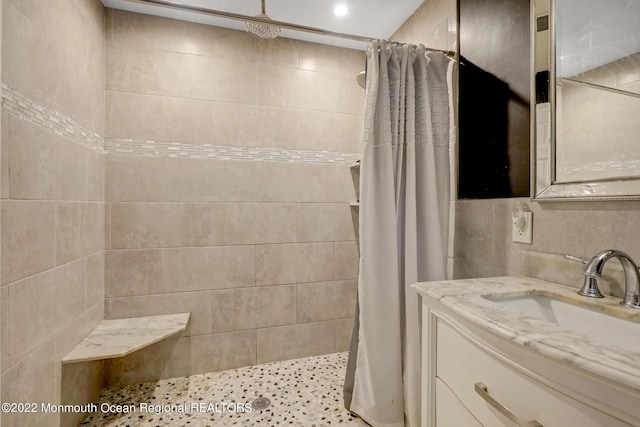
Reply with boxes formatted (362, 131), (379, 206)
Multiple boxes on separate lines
(412, 276), (640, 392)
(62, 313), (190, 364)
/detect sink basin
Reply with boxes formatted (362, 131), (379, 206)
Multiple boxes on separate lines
(484, 294), (640, 354)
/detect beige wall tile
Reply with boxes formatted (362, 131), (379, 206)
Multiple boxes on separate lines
(1, 287), (8, 373)
(453, 200), (495, 265)
(211, 285), (297, 333)
(210, 103), (298, 149)
(163, 158), (259, 203)
(297, 42), (364, 75)
(55, 202), (104, 265)
(106, 291), (212, 336)
(334, 164), (359, 203)
(84, 0), (106, 88)
(106, 91), (214, 143)
(106, 46), (216, 100)
(105, 203), (111, 250)
(1, 339), (57, 427)
(105, 249), (165, 297)
(257, 321), (334, 364)
(87, 149), (105, 202)
(296, 203), (356, 242)
(9, 0), (90, 72)
(3, 2), (103, 133)
(6, 260), (86, 367)
(256, 65), (309, 110)
(110, 203), (297, 249)
(105, 154), (167, 202)
(1, 200), (56, 285)
(164, 331), (256, 378)
(256, 243), (334, 286)
(60, 360), (104, 427)
(108, 157), (337, 204)
(107, 9), (215, 57)
(334, 317), (354, 352)
(331, 113), (363, 154)
(54, 302), (104, 362)
(86, 252), (105, 308)
(256, 162), (335, 203)
(8, 118), (87, 200)
(335, 241), (359, 280)
(164, 246), (256, 292)
(106, 246), (255, 297)
(104, 338), (168, 386)
(254, 37), (299, 68)
(297, 280), (357, 323)
(1, 114), (9, 199)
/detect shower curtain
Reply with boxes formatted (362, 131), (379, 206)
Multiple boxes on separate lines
(344, 40), (455, 427)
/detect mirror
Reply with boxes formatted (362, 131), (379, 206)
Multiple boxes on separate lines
(532, 0), (640, 200)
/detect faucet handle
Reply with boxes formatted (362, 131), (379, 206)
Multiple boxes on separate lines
(564, 253), (588, 265)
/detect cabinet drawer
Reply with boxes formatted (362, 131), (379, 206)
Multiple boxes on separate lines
(435, 377), (482, 427)
(436, 317), (631, 427)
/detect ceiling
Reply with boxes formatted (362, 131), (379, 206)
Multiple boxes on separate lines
(102, 0), (425, 50)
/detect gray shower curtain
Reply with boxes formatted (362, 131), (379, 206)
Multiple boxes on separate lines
(344, 40), (454, 427)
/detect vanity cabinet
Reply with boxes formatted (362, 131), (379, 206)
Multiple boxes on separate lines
(421, 299), (638, 427)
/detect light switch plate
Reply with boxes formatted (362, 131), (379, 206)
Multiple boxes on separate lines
(512, 211), (533, 244)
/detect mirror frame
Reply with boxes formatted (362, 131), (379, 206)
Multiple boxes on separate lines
(530, 0), (640, 201)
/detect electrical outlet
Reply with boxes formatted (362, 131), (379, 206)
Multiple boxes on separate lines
(512, 211), (533, 244)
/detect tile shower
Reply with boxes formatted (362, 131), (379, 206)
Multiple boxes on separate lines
(0, 1), (369, 425)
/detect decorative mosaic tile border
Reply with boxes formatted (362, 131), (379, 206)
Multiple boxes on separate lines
(1, 83), (361, 165)
(105, 138), (361, 165)
(1, 83), (103, 151)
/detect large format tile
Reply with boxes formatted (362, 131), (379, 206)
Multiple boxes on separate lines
(55, 202), (104, 265)
(8, 118), (87, 200)
(163, 246), (256, 292)
(1, 339), (58, 427)
(256, 243), (335, 286)
(86, 251), (105, 308)
(296, 203), (356, 242)
(110, 203), (297, 249)
(297, 280), (357, 323)
(257, 321), (334, 364)
(334, 317), (355, 352)
(211, 285), (297, 333)
(1, 114), (9, 199)
(106, 246), (255, 297)
(105, 249), (165, 297)
(106, 91), (214, 143)
(335, 241), (359, 280)
(164, 331), (257, 378)
(107, 291), (213, 337)
(1, 200), (56, 285)
(3, 1), (103, 133)
(107, 9), (215, 57)
(106, 46), (216, 100)
(6, 260), (86, 367)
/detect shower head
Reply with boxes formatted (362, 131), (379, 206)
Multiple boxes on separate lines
(356, 71), (366, 89)
(245, 0), (281, 39)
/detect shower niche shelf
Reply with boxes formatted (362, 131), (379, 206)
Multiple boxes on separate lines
(62, 313), (190, 364)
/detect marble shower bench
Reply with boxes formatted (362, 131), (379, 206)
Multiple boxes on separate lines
(62, 313), (190, 364)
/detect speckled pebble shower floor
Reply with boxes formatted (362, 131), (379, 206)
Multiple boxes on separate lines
(81, 352), (368, 427)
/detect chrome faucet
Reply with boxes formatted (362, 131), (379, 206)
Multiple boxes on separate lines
(565, 250), (640, 308)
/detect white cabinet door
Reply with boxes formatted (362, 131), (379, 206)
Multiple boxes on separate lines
(435, 318), (632, 427)
(435, 378), (483, 427)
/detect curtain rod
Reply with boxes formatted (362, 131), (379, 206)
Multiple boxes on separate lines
(119, 0), (457, 58)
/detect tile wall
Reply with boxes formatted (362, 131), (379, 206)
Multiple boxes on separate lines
(103, 10), (363, 384)
(0, 0), (106, 426)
